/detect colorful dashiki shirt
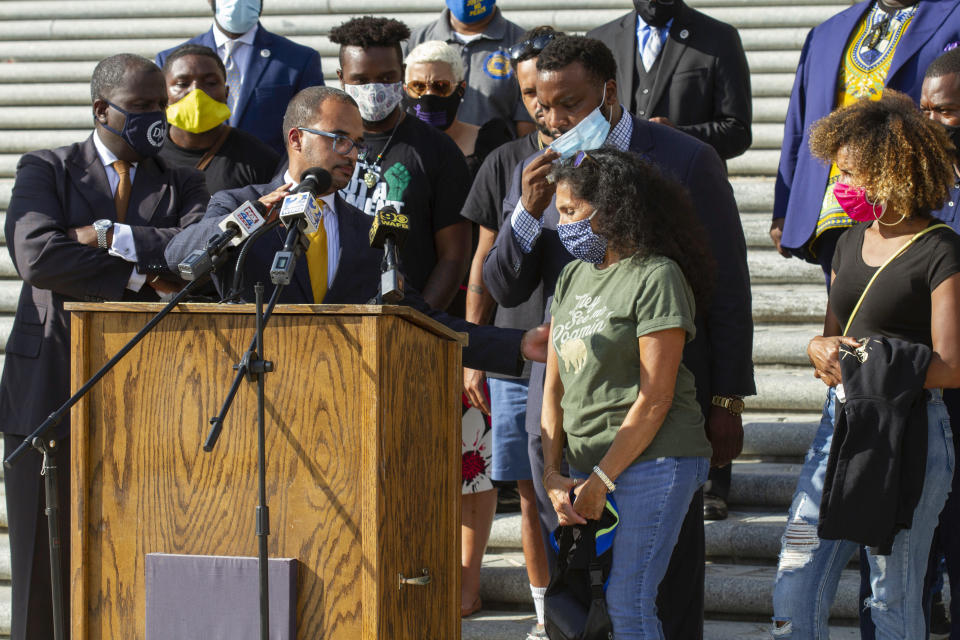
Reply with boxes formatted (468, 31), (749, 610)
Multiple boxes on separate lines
(812, 2), (918, 249)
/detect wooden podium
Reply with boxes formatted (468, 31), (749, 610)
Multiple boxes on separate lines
(66, 302), (465, 640)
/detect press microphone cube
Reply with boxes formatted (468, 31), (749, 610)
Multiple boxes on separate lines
(369, 205), (410, 249)
(178, 249), (213, 281)
(278, 192), (322, 234)
(218, 200), (266, 246)
(270, 250), (296, 286)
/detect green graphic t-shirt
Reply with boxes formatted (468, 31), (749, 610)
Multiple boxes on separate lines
(550, 253), (711, 473)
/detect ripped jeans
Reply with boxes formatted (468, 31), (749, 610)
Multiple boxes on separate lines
(771, 387), (955, 639)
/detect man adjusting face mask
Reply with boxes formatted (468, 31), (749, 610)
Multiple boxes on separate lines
(633, 0), (679, 28)
(549, 85), (613, 160)
(166, 88), (231, 134)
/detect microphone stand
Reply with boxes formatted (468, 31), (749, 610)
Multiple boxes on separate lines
(3, 273), (212, 640)
(203, 222), (305, 640)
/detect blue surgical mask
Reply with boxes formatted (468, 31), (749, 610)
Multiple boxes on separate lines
(101, 101), (166, 158)
(215, 0), (261, 35)
(557, 210), (607, 264)
(548, 85), (612, 161)
(446, 0), (495, 24)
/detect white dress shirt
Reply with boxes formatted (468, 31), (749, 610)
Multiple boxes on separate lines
(92, 130), (145, 291)
(213, 22), (259, 87)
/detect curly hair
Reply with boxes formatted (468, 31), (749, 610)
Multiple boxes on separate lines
(808, 91), (955, 218)
(328, 17), (410, 67)
(536, 35), (617, 85)
(550, 148), (715, 310)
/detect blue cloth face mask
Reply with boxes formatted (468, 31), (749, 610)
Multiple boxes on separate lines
(548, 85), (612, 161)
(557, 209), (608, 264)
(446, 0), (495, 23)
(215, 0), (261, 35)
(101, 101), (166, 158)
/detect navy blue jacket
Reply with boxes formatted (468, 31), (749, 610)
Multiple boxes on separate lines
(165, 179), (524, 376)
(156, 25), (325, 154)
(483, 115), (755, 433)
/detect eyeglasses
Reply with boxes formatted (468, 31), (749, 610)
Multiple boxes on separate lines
(573, 150), (595, 167)
(405, 79), (455, 98)
(297, 127), (366, 156)
(508, 32), (557, 63)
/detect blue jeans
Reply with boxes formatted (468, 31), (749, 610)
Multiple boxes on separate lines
(575, 456), (709, 639)
(771, 388), (956, 639)
(488, 377), (533, 481)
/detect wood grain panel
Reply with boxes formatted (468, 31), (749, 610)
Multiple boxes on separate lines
(70, 309), (389, 639)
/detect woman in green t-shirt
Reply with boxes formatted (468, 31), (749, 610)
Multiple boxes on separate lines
(541, 149), (714, 639)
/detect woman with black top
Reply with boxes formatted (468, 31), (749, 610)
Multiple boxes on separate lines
(772, 92), (960, 639)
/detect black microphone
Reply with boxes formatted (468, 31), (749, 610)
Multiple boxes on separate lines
(179, 200), (268, 281)
(369, 205), (410, 303)
(270, 167), (333, 286)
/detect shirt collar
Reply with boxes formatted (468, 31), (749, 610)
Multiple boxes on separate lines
(212, 22), (259, 50)
(437, 7), (508, 42)
(93, 129), (138, 169)
(604, 105), (633, 152)
(282, 170), (337, 213)
(636, 15), (673, 35)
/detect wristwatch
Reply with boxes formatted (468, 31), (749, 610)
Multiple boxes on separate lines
(711, 395), (745, 416)
(93, 219), (112, 249)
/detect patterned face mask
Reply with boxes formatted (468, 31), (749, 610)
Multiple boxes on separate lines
(557, 209), (608, 264)
(342, 82), (404, 122)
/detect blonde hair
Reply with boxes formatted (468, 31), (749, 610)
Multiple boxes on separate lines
(809, 91), (955, 218)
(404, 40), (464, 82)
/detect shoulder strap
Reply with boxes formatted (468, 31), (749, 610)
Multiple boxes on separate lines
(194, 125), (232, 171)
(843, 223), (951, 335)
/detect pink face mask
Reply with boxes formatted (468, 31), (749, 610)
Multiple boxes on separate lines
(833, 182), (883, 222)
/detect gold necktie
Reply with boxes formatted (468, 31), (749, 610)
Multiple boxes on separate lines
(112, 160), (131, 223)
(306, 204), (329, 303)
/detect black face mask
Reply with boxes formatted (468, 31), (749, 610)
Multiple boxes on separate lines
(633, 0), (679, 28)
(404, 85), (464, 131)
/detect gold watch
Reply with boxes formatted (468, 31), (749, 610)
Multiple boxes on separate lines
(711, 395), (745, 416)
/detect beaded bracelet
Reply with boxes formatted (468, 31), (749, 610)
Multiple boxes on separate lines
(592, 465), (616, 492)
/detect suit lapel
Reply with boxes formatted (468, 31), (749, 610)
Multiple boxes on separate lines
(324, 195), (372, 303)
(810, 3), (872, 117)
(647, 8), (692, 115)
(67, 135), (116, 222)
(233, 26), (273, 124)
(627, 115), (655, 156)
(127, 156), (167, 224)
(614, 12), (638, 109)
(887, 1), (949, 84)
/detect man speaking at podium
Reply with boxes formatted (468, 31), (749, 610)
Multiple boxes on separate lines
(166, 85), (544, 375)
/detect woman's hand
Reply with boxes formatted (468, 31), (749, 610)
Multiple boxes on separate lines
(572, 475), (607, 521)
(545, 471), (587, 526)
(807, 335), (861, 387)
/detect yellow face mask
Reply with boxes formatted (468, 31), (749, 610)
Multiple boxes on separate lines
(166, 88), (231, 134)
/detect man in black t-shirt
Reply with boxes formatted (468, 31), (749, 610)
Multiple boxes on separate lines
(329, 17), (472, 311)
(159, 44), (279, 195)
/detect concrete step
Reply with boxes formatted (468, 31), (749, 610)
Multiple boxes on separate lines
(754, 365), (827, 412)
(753, 284), (826, 323)
(479, 552), (859, 618)
(730, 461), (802, 507)
(731, 177), (776, 213)
(753, 324), (820, 365)
(0, 281), (21, 314)
(749, 247), (823, 284)
(729, 149), (781, 176)
(462, 611), (860, 640)
(748, 50), (802, 74)
(741, 412), (821, 456)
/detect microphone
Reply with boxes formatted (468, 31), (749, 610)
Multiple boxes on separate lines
(277, 167), (332, 234)
(369, 205), (409, 304)
(270, 167), (333, 286)
(178, 200), (268, 281)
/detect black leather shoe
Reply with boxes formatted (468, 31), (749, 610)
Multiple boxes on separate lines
(703, 494), (728, 521)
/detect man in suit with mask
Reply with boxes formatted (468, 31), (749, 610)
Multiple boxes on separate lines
(156, 0), (325, 154)
(587, 0), (752, 161)
(0, 53), (208, 640)
(164, 85), (547, 376)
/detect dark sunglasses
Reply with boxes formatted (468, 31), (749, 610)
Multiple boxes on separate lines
(508, 32), (557, 62)
(405, 79), (456, 98)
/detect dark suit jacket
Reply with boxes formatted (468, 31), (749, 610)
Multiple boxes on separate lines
(483, 115), (755, 433)
(156, 24), (325, 154)
(587, 3), (752, 160)
(0, 135), (209, 437)
(775, 0), (960, 252)
(164, 180), (524, 376)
